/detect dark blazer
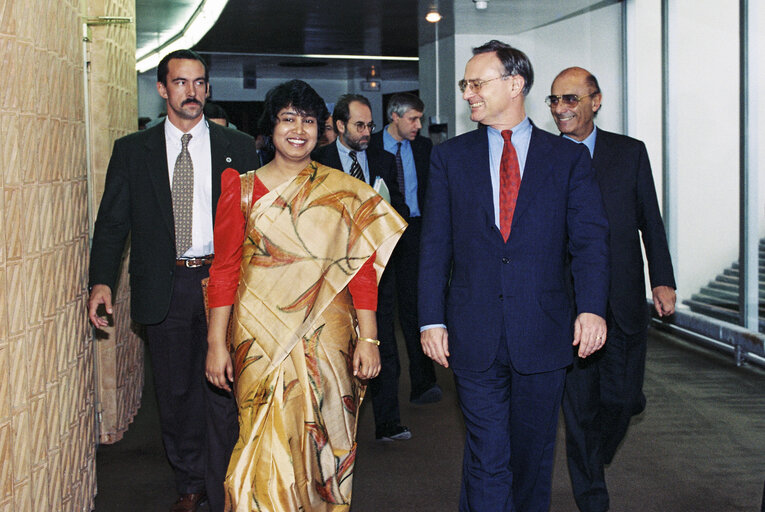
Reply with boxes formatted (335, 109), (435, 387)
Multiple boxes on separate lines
(312, 140), (409, 217)
(368, 130), (433, 214)
(89, 120), (259, 324)
(418, 123), (610, 374)
(592, 128), (675, 334)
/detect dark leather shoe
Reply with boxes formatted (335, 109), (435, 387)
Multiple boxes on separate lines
(170, 492), (207, 512)
(411, 384), (443, 405)
(375, 422), (412, 441)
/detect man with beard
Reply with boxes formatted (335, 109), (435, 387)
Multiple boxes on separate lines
(313, 94), (408, 217)
(88, 49), (259, 512)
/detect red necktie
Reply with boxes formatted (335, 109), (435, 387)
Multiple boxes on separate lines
(499, 129), (521, 242)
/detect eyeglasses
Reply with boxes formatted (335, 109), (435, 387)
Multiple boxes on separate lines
(544, 93), (597, 107)
(348, 121), (376, 132)
(458, 75), (508, 93)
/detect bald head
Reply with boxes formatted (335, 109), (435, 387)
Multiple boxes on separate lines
(549, 67), (602, 141)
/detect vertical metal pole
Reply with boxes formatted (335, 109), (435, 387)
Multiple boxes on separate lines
(661, 0), (676, 264)
(621, 0), (628, 135)
(739, 0), (758, 332)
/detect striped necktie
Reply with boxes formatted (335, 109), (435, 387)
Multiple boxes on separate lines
(348, 150), (365, 182)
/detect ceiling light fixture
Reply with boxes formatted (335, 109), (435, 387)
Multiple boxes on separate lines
(136, 0), (229, 73)
(473, 0), (489, 10)
(425, 8), (442, 23)
(362, 65), (382, 92)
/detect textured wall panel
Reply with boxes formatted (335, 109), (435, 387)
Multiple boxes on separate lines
(88, 0), (142, 445)
(0, 0), (121, 509)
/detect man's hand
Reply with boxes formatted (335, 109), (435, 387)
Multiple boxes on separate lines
(573, 312), (607, 358)
(88, 284), (113, 329)
(652, 285), (676, 317)
(421, 327), (450, 368)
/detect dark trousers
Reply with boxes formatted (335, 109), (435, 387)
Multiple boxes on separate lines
(562, 315), (648, 512)
(453, 338), (566, 512)
(145, 265), (238, 512)
(370, 218), (436, 426)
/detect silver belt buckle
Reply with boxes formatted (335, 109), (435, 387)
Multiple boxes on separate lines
(184, 258), (203, 268)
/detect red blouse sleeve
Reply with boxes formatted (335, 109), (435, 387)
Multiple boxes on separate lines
(209, 169), (378, 310)
(348, 252), (378, 311)
(207, 169), (246, 307)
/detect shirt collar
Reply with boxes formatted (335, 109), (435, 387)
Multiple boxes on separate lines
(382, 125), (409, 148)
(486, 116), (532, 139)
(164, 116), (208, 143)
(563, 124), (597, 157)
(335, 137), (361, 157)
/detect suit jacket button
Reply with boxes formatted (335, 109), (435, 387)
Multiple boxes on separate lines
(502, 257), (510, 264)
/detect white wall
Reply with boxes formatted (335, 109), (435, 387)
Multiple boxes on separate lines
(667, 1), (740, 301)
(419, 34), (456, 139)
(138, 71), (420, 132)
(754, 0), (765, 237)
(448, 4), (623, 136)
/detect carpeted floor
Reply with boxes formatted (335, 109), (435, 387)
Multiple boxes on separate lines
(95, 330), (765, 511)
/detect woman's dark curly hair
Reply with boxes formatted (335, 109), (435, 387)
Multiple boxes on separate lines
(258, 79), (329, 136)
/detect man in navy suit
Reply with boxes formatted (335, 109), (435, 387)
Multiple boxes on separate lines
(549, 67), (676, 512)
(418, 40), (610, 511)
(88, 50), (259, 512)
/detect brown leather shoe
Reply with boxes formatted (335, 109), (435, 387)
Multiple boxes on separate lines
(170, 492), (207, 511)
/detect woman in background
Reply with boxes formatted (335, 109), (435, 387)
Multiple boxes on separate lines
(205, 79), (405, 511)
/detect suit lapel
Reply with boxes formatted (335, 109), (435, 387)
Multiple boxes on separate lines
(145, 123), (175, 236)
(209, 122), (231, 222)
(592, 129), (615, 185)
(510, 126), (554, 230)
(469, 125), (496, 232)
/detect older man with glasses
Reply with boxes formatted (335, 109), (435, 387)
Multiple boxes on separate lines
(549, 66), (676, 512)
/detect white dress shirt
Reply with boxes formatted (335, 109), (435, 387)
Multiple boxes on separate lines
(164, 117), (214, 258)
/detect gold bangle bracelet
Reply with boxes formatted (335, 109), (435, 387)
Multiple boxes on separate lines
(358, 337), (380, 346)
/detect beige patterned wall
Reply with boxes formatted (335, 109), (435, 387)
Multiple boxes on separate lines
(86, 0), (142, 446)
(0, 0), (138, 509)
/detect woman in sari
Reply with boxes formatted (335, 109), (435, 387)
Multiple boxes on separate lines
(205, 79), (406, 511)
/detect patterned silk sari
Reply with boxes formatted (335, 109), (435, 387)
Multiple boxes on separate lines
(225, 162), (406, 511)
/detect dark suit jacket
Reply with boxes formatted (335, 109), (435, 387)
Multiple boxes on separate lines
(592, 128), (675, 334)
(89, 120), (259, 324)
(418, 123), (610, 374)
(368, 130), (433, 215)
(312, 140), (409, 217)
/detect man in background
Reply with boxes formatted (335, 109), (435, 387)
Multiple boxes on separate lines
(548, 66), (676, 512)
(368, 92), (440, 442)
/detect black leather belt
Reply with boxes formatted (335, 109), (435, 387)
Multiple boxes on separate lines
(176, 255), (214, 268)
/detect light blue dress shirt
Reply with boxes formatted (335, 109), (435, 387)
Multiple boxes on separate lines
(487, 116), (532, 229)
(336, 138), (370, 183)
(420, 117), (534, 333)
(382, 127), (420, 217)
(563, 124), (597, 157)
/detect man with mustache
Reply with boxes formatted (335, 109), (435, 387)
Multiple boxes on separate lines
(549, 66), (676, 512)
(313, 93), (408, 225)
(88, 49), (259, 512)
